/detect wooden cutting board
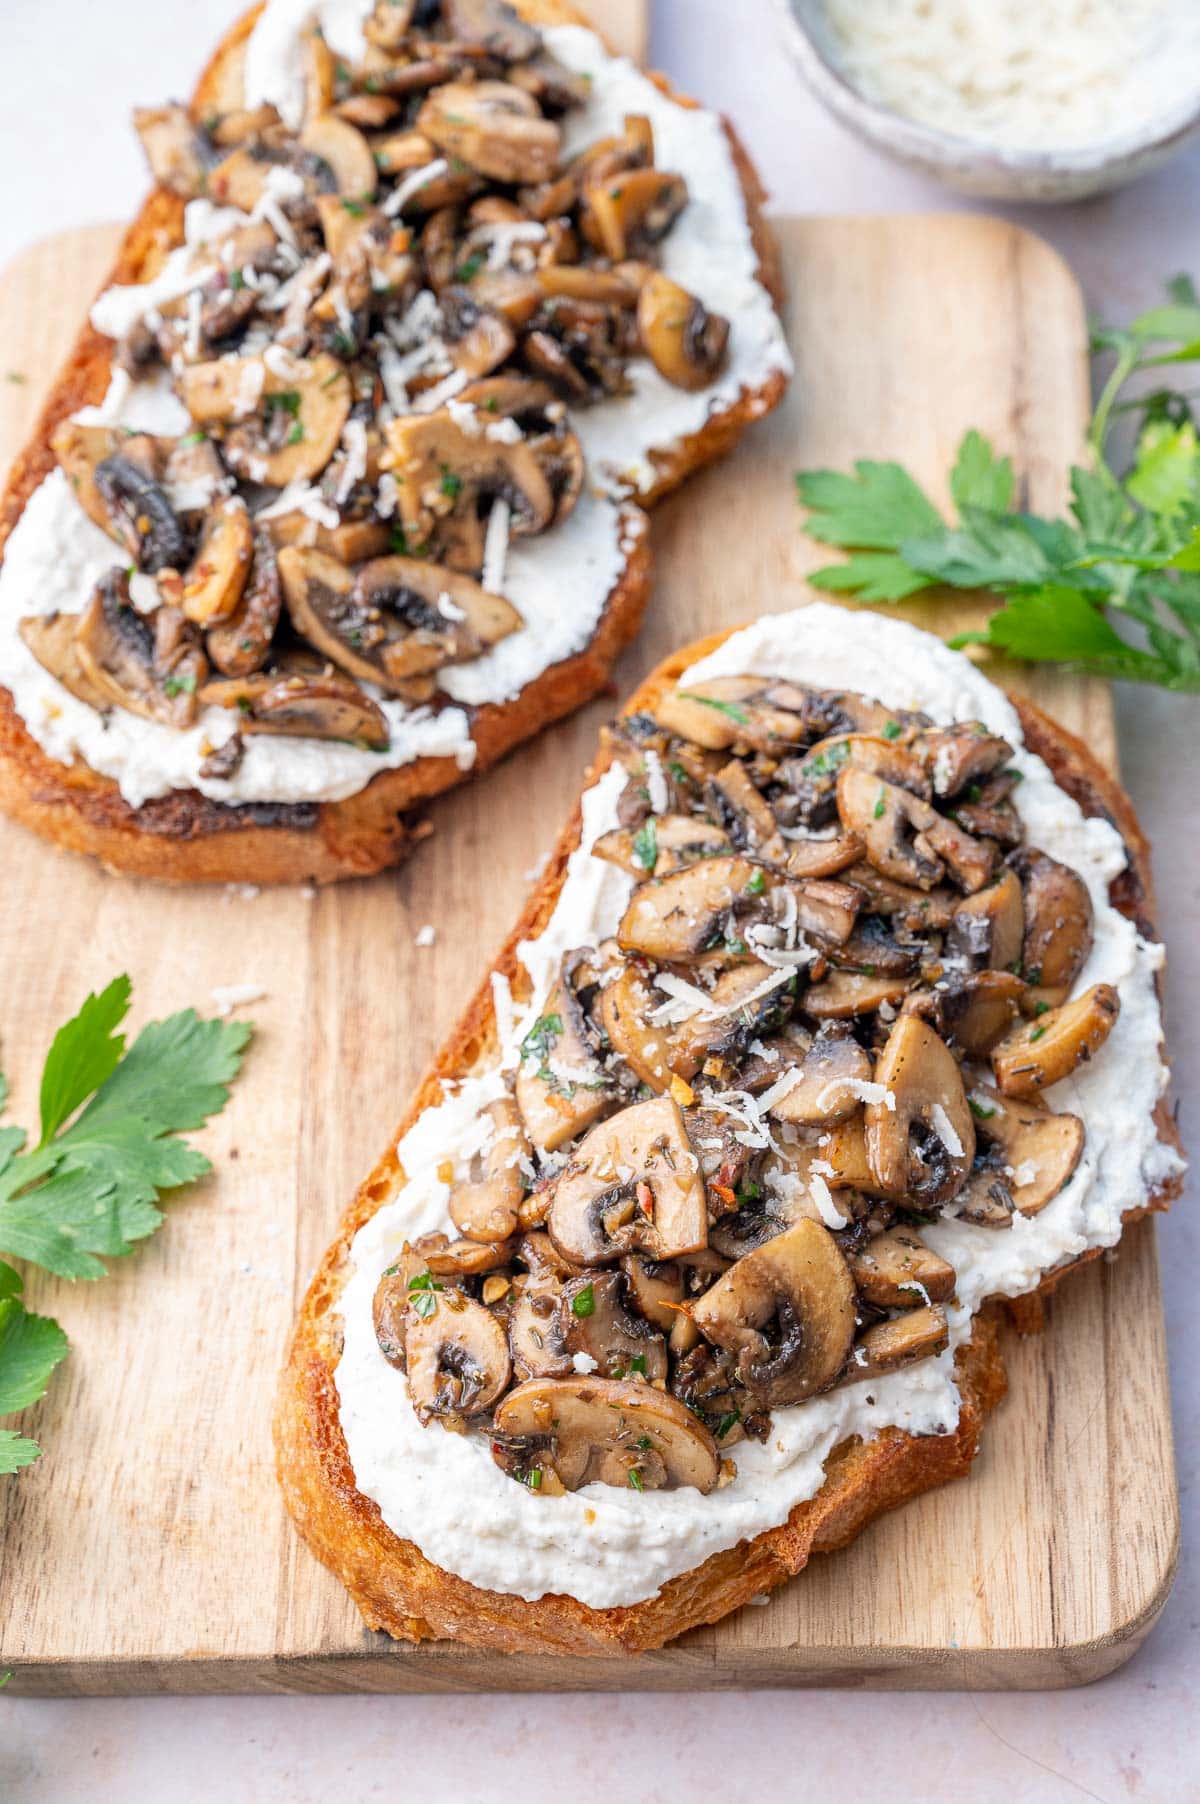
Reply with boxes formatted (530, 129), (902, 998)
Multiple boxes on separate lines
(0, 171), (1177, 1692)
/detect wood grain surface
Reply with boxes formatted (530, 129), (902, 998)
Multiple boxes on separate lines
(0, 199), (1176, 1690)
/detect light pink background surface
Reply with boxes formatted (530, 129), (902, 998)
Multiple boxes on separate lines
(1, 2), (1197, 1798)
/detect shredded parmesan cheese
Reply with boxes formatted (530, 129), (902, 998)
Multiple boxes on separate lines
(820, 0), (1200, 153)
(929, 1102), (965, 1158)
(482, 498), (511, 596)
(383, 158), (449, 217)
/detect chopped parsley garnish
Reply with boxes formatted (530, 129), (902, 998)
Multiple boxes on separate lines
(1029, 1024), (1048, 1043)
(632, 818), (658, 873)
(872, 787), (887, 819)
(341, 197), (366, 217)
(455, 252), (484, 284)
(571, 1283), (596, 1319)
(968, 1098), (996, 1120)
(627, 1353), (648, 1377)
(715, 1407), (742, 1439)
(678, 692), (748, 726)
(229, 268), (245, 291)
(162, 673), (197, 698)
(264, 389), (302, 416)
(627, 1467), (644, 1491)
(520, 1012), (562, 1083)
(407, 1270), (444, 1319)
(881, 719), (902, 740)
(806, 739), (851, 779)
(439, 467), (463, 499)
(745, 868), (766, 895)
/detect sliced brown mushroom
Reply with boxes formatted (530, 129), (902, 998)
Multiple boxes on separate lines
(18, 613), (110, 710)
(560, 1271), (668, 1384)
(176, 497), (254, 625)
(689, 1219), (856, 1406)
(617, 856), (858, 961)
(180, 353), (352, 488)
(705, 759), (785, 860)
(278, 548), (520, 691)
(650, 678), (807, 754)
(417, 82), (561, 185)
(764, 1026), (875, 1125)
(804, 969), (913, 1018)
(584, 169), (689, 262)
(914, 723), (1013, 799)
(547, 1096), (708, 1265)
(443, 0), (543, 60)
(592, 812), (730, 879)
(842, 863), (957, 932)
(514, 972), (615, 1153)
(664, 961), (795, 1083)
(849, 1304), (949, 1380)
(906, 970), (1026, 1058)
(866, 1015), (975, 1207)
(1009, 848), (1094, 1007)
(990, 984), (1120, 1097)
(75, 572), (206, 727)
(621, 1255), (684, 1332)
(594, 960), (679, 1093)
(946, 868), (1025, 972)
(133, 103), (214, 197)
(637, 272), (728, 390)
(847, 1227), (956, 1308)
(205, 527), (283, 677)
(838, 766), (994, 894)
(448, 1096), (529, 1242)
(424, 1235), (516, 1277)
(782, 833), (864, 879)
(956, 1085), (1085, 1222)
(777, 733), (930, 830)
(405, 1289), (511, 1423)
(508, 1270), (573, 1381)
(200, 654), (389, 746)
(52, 422), (191, 573)
(383, 407), (557, 572)
(299, 113), (378, 200)
(493, 1375), (720, 1494)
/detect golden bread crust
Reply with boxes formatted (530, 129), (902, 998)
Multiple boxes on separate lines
(273, 622), (1183, 1654)
(0, 2), (786, 884)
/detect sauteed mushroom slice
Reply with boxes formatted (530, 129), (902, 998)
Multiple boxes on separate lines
(867, 1015), (975, 1207)
(847, 1228), (955, 1308)
(299, 113), (378, 200)
(906, 970), (1026, 1059)
(509, 1270), (573, 1381)
(915, 723), (1013, 799)
(783, 833), (864, 880)
(765, 1027), (874, 1125)
(425, 1235), (516, 1277)
(383, 408), (555, 572)
(448, 1096), (529, 1243)
(837, 767), (944, 890)
(584, 169), (689, 262)
(278, 548), (520, 689)
(442, 0), (543, 60)
(75, 572), (206, 727)
(637, 272), (728, 390)
(850, 1305), (949, 1380)
(200, 656), (390, 746)
(18, 613), (110, 710)
(180, 353), (353, 488)
(548, 1096), (708, 1265)
(705, 759), (786, 860)
(651, 678), (807, 754)
(133, 103), (216, 198)
(776, 732), (929, 831)
(515, 970), (614, 1152)
(690, 1219), (856, 1407)
(665, 961), (796, 1081)
(52, 421), (150, 541)
(560, 1271), (668, 1384)
(621, 1255), (684, 1332)
(593, 812), (730, 879)
(595, 961), (677, 1092)
(990, 984), (1119, 1097)
(493, 1375), (720, 1494)
(946, 868), (1025, 972)
(418, 81), (562, 185)
(842, 863), (956, 933)
(958, 1085), (1085, 1221)
(176, 497), (254, 625)
(406, 1290), (511, 1423)
(92, 454), (189, 573)
(617, 857), (858, 961)
(205, 527), (283, 677)
(805, 968), (913, 1019)
(1009, 848), (1094, 1007)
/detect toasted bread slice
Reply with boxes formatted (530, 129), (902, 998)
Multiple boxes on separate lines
(274, 621), (1183, 1656)
(0, 2), (786, 885)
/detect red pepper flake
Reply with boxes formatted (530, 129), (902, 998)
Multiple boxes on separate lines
(636, 1180), (655, 1219)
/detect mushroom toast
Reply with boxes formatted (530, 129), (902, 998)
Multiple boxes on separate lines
(276, 603), (1183, 1654)
(0, 0), (788, 884)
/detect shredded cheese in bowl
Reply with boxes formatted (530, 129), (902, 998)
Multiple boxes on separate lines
(818, 0), (1200, 154)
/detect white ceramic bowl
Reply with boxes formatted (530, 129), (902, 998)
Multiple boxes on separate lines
(774, 0), (1200, 202)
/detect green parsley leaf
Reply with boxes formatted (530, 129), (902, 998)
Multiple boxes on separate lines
(571, 1283), (596, 1319)
(796, 460), (944, 548)
(455, 252), (484, 284)
(520, 1013), (562, 1080)
(0, 1276), (69, 1471)
(950, 428), (1015, 514)
(627, 1467), (644, 1491)
(0, 987), (250, 1281)
(881, 719), (903, 740)
(632, 818), (658, 873)
(808, 549), (933, 603)
(745, 867), (766, 895)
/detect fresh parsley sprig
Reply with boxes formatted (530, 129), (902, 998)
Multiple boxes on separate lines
(795, 280), (1200, 692)
(0, 976), (250, 1471)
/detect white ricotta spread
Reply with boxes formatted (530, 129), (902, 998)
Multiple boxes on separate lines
(334, 604), (1183, 1609)
(819, 0), (1200, 155)
(0, 16), (790, 811)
